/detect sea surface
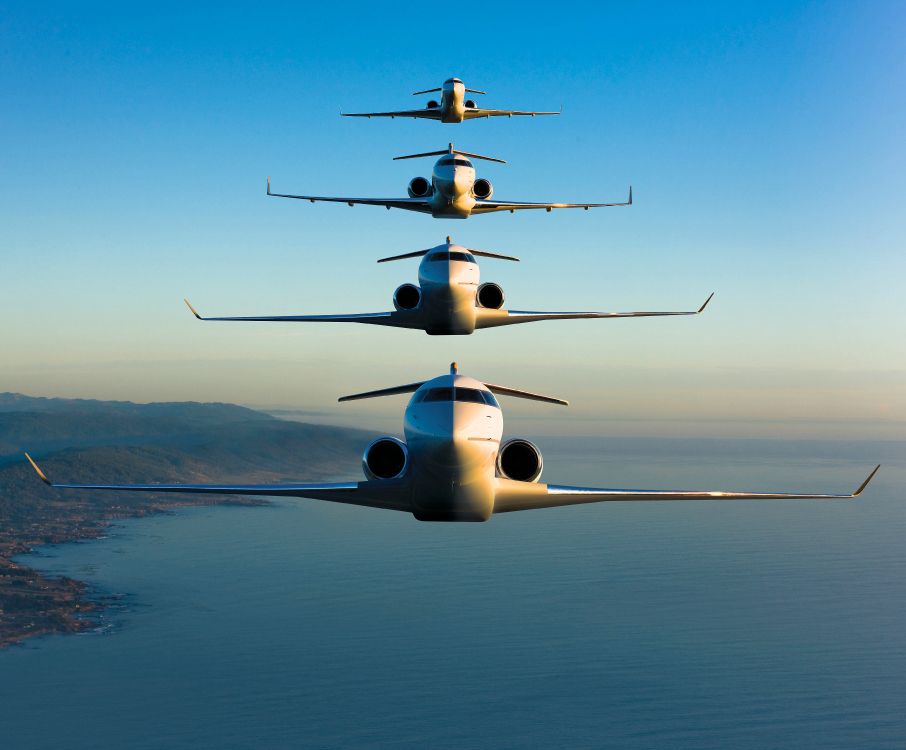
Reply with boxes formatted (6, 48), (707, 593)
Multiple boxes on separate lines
(2, 437), (905, 750)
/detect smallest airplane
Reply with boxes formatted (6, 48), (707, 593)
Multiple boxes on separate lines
(342, 77), (560, 123)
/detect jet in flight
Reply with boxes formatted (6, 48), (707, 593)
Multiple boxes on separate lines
(25, 364), (879, 523)
(267, 143), (632, 219)
(341, 77), (560, 123)
(184, 237), (712, 335)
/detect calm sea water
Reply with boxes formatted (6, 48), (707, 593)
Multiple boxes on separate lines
(2, 437), (905, 750)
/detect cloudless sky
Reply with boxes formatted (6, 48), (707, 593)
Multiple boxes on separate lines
(1, 1), (904, 438)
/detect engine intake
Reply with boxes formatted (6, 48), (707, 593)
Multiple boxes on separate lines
(393, 283), (421, 311)
(426, 100), (440, 109)
(465, 99), (477, 109)
(472, 178), (493, 200)
(496, 439), (543, 483)
(363, 437), (409, 481)
(477, 282), (505, 310)
(408, 176), (432, 198)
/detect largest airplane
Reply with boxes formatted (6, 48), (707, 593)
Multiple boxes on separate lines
(267, 143), (631, 218)
(25, 364), (879, 523)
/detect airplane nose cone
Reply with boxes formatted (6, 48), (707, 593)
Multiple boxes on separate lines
(453, 169), (473, 193)
(409, 404), (498, 469)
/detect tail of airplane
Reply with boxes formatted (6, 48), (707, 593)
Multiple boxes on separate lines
(377, 237), (520, 263)
(338, 364), (568, 406)
(393, 143), (506, 164)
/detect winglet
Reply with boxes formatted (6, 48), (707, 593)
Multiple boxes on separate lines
(853, 464), (881, 496)
(628, 185), (633, 205)
(698, 293), (715, 313)
(24, 453), (51, 485)
(267, 176), (272, 196)
(184, 298), (202, 319)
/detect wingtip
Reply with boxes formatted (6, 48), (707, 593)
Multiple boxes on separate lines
(853, 464), (881, 496)
(24, 453), (50, 485)
(698, 292), (715, 313)
(183, 298), (202, 319)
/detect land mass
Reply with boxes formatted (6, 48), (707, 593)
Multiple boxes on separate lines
(0, 393), (372, 648)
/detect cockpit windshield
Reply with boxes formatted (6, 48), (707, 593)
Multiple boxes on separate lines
(413, 387), (499, 408)
(428, 251), (476, 263)
(437, 157), (473, 168)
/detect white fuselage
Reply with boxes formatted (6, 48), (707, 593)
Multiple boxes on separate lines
(401, 373), (503, 521)
(423, 155), (478, 218)
(437, 78), (468, 123)
(415, 242), (481, 333)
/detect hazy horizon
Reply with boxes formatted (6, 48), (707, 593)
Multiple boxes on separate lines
(1, 2), (903, 440)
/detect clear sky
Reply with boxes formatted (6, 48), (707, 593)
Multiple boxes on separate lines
(1, 2), (904, 438)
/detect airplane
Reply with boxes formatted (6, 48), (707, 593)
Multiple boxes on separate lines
(266, 143), (632, 219)
(25, 363), (880, 523)
(341, 77), (560, 123)
(183, 237), (713, 336)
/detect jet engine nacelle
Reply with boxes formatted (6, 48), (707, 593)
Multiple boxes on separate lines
(465, 99), (477, 109)
(426, 100), (440, 109)
(408, 176), (432, 198)
(496, 439), (543, 483)
(363, 437), (409, 481)
(472, 178), (493, 200)
(476, 282), (505, 310)
(393, 283), (421, 311)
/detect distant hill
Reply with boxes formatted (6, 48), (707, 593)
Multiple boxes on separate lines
(0, 393), (378, 648)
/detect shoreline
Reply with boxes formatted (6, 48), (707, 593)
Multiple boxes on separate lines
(0, 496), (266, 650)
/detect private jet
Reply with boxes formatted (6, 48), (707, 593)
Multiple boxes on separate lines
(266, 143), (631, 219)
(342, 77), (560, 123)
(25, 364), (879, 523)
(184, 237), (712, 335)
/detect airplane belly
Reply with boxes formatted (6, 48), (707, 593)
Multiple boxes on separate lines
(403, 385), (501, 521)
(422, 286), (476, 335)
(441, 105), (466, 123)
(430, 181), (471, 219)
(409, 473), (495, 522)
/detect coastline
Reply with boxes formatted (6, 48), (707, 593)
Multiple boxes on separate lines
(0, 495), (266, 650)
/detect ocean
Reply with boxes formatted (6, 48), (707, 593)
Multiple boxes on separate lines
(2, 437), (904, 749)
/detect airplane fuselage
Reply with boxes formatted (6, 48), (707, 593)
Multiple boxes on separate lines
(415, 242), (481, 333)
(436, 78), (469, 123)
(401, 373), (503, 521)
(423, 155), (478, 218)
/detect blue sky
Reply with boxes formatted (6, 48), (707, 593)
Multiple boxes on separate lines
(1, 1), (903, 437)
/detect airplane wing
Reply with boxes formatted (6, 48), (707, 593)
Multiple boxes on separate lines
(267, 178), (433, 213)
(24, 454), (410, 512)
(183, 300), (413, 328)
(492, 466), (881, 513)
(464, 108), (560, 119)
(341, 108), (443, 120)
(472, 186), (633, 214)
(477, 294), (713, 328)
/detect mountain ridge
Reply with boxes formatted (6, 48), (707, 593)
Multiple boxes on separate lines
(0, 392), (375, 648)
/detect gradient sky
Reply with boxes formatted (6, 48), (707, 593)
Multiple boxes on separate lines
(1, 2), (904, 438)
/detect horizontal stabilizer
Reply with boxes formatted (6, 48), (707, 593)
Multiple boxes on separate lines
(482, 383), (568, 406)
(394, 143), (506, 164)
(377, 249), (430, 263)
(468, 248), (520, 262)
(338, 382), (426, 403)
